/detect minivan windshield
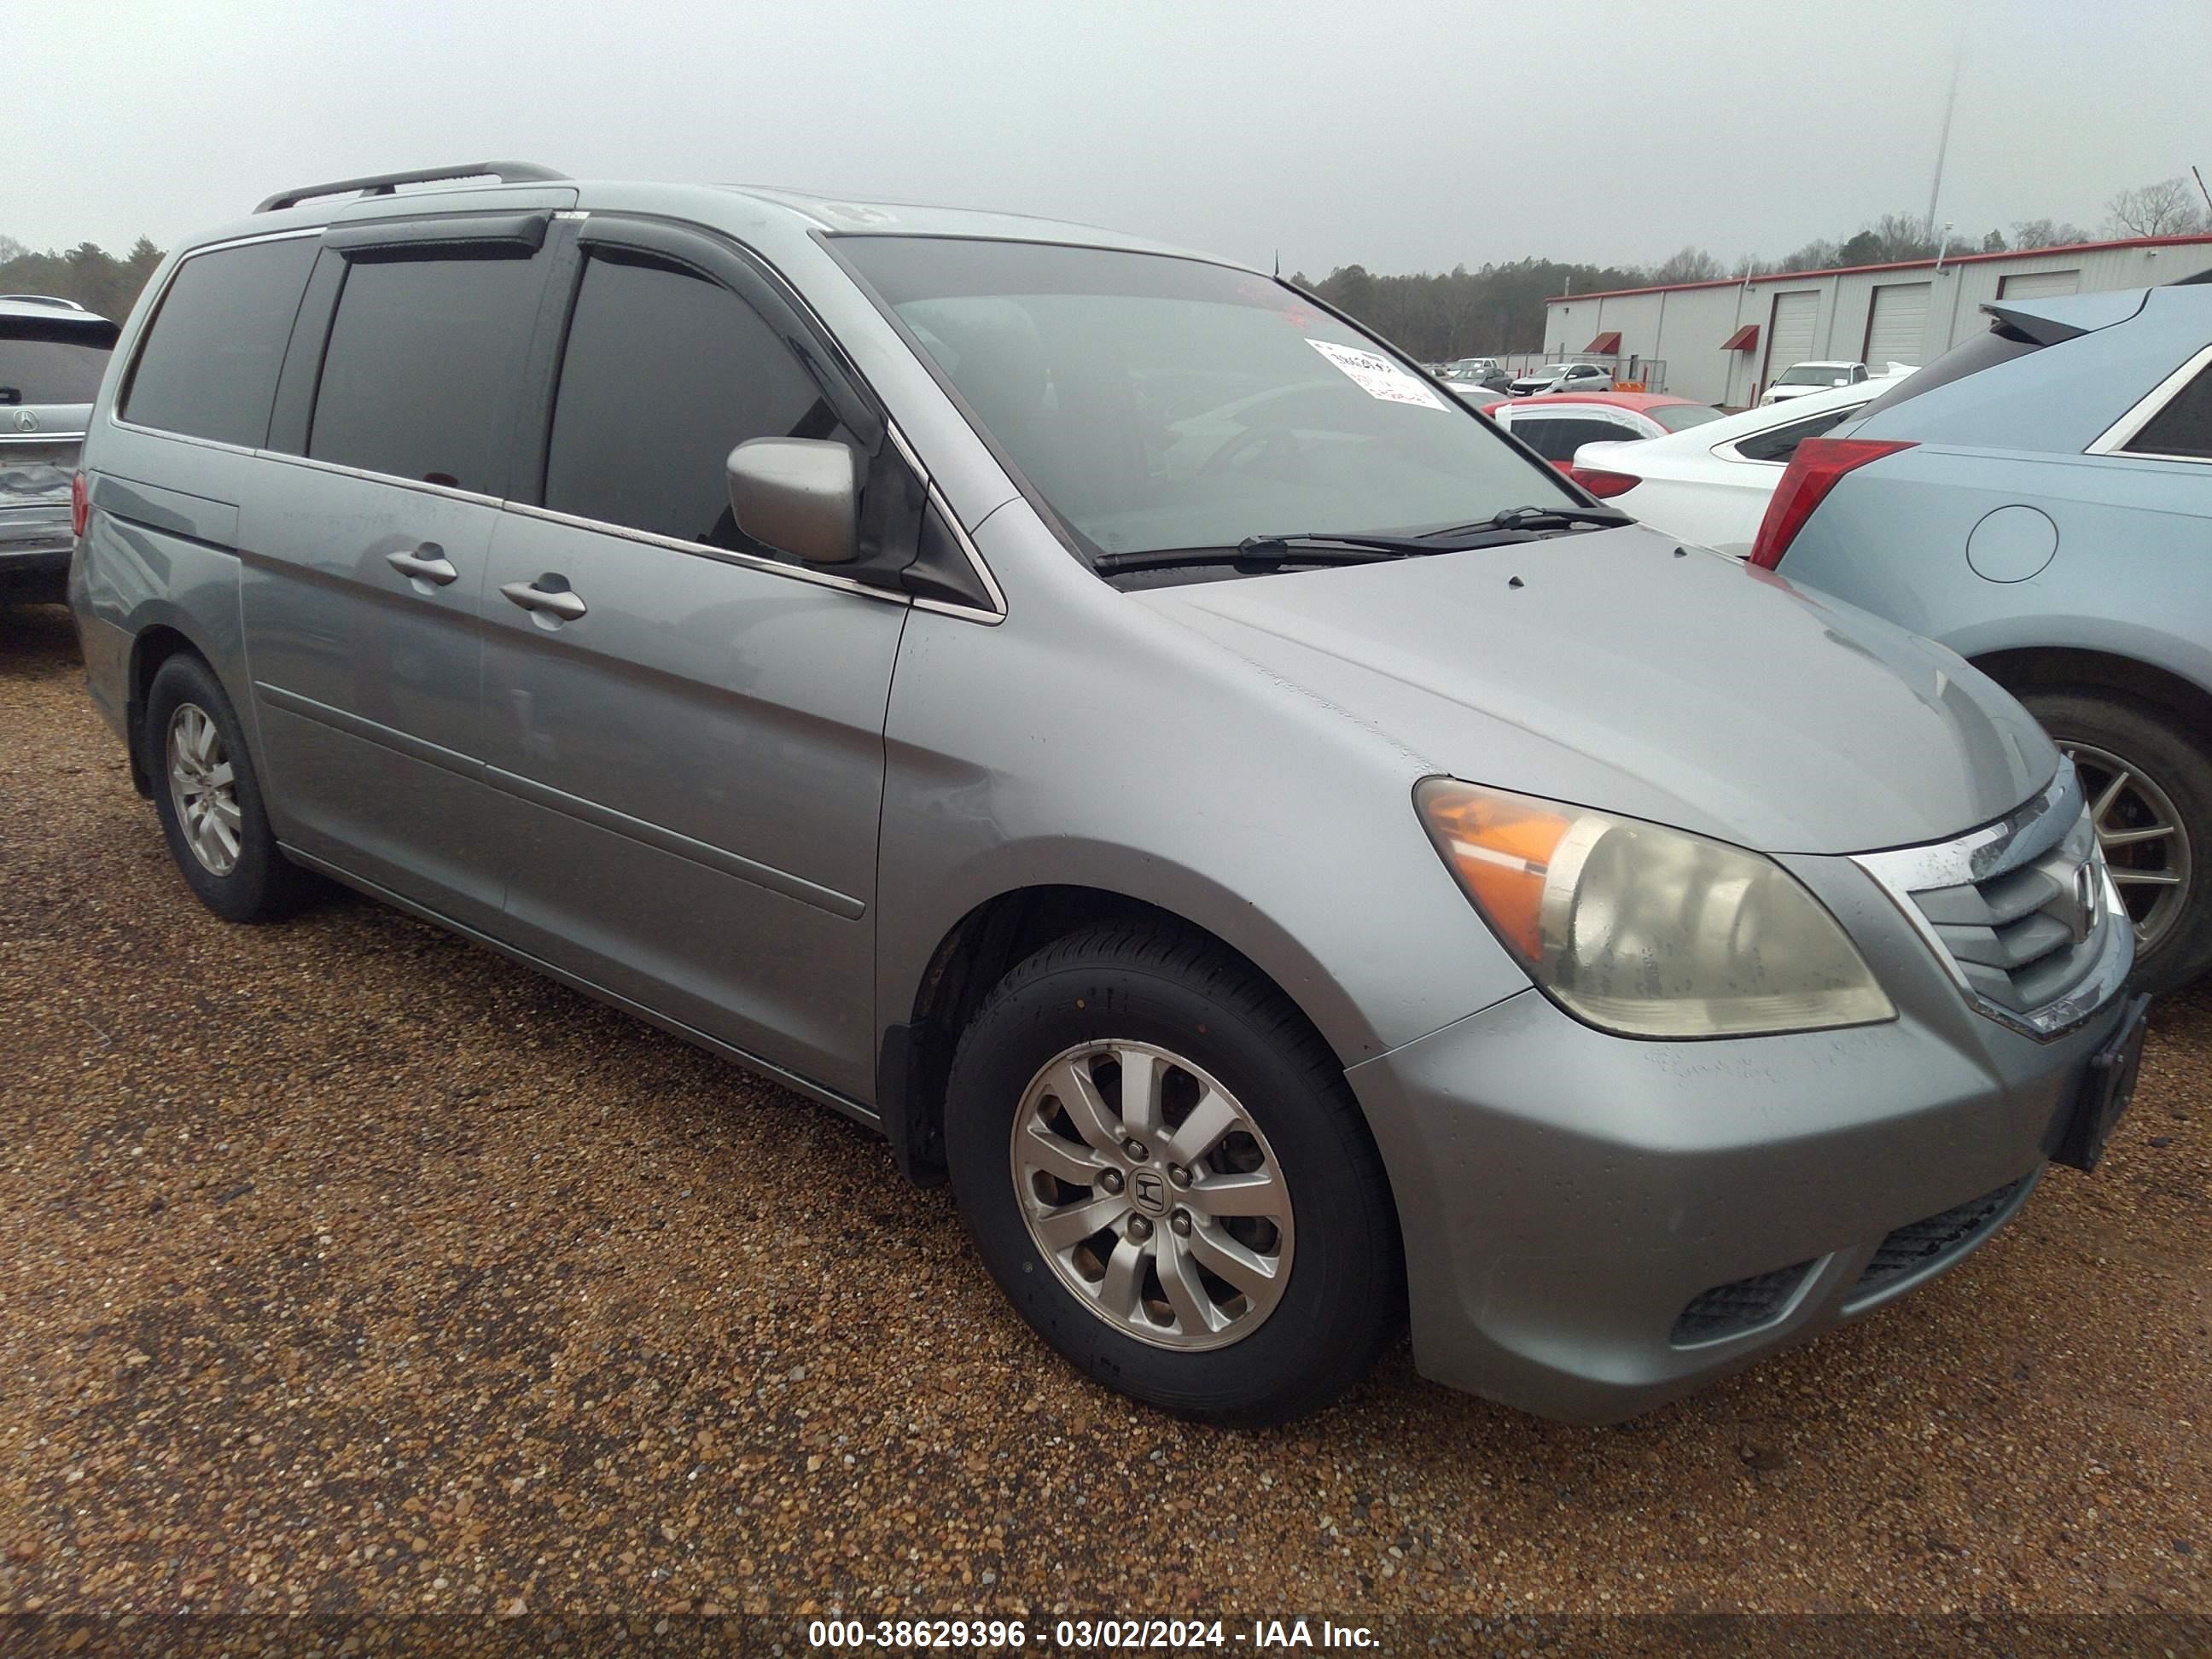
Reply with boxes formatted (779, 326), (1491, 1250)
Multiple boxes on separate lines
(838, 238), (1573, 566)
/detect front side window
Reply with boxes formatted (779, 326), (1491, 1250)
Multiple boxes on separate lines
(838, 237), (1569, 564)
(122, 236), (317, 446)
(2122, 363), (2212, 462)
(543, 252), (856, 548)
(307, 249), (544, 494)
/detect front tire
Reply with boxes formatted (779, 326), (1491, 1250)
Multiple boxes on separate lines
(2019, 688), (2212, 994)
(945, 921), (1402, 1426)
(143, 653), (320, 923)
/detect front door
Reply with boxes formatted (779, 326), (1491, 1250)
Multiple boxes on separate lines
(479, 226), (909, 1099)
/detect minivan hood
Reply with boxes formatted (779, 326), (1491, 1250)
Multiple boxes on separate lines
(1132, 525), (2055, 855)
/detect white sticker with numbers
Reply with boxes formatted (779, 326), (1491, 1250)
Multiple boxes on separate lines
(1306, 339), (1449, 410)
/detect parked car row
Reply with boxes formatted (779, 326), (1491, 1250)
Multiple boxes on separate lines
(1561, 368), (1917, 551)
(49, 163), (2157, 1432)
(1573, 282), (2212, 992)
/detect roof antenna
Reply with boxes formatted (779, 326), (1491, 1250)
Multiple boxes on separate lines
(1273, 247), (1280, 277)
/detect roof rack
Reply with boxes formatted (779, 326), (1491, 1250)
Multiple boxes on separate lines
(0, 294), (90, 311)
(254, 161), (571, 214)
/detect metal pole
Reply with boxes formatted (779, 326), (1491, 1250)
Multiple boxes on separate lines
(1925, 54), (1961, 241)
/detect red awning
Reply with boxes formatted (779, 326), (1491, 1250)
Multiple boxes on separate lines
(1584, 331), (1621, 353)
(1721, 323), (1760, 352)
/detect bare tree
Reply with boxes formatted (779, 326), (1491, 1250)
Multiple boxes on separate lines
(2104, 176), (2209, 237)
(2010, 218), (2093, 251)
(1649, 246), (1723, 284)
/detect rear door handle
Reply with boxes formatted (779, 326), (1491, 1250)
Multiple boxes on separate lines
(386, 546), (458, 585)
(500, 578), (587, 621)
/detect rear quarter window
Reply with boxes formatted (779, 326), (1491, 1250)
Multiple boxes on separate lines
(122, 236), (319, 447)
(2122, 361), (2212, 462)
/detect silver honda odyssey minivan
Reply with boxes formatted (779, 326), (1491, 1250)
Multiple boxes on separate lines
(71, 163), (2147, 1425)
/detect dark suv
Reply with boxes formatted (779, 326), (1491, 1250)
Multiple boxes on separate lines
(2, 295), (119, 602)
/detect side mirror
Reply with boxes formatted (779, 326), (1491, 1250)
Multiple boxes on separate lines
(725, 438), (859, 565)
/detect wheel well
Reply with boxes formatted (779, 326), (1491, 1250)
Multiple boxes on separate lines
(1972, 647), (2212, 738)
(124, 626), (201, 796)
(882, 887), (1327, 1186)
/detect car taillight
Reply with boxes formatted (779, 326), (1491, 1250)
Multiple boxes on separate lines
(1566, 465), (1640, 499)
(1747, 438), (1913, 570)
(71, 470), (90, 538)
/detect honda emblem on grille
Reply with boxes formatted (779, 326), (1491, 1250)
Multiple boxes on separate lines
(2067, 861), (2098, 944)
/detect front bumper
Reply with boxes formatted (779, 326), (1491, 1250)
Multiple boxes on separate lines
(1347, 852), (2135, 1423)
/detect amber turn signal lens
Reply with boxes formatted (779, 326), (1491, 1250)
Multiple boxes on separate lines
(1412, 780), (1574, 962)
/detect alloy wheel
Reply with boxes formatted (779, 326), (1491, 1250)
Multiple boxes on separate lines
(1010, 1040), (1294, 1352)
(2064, 741), (2192, 952)
(166, 702), (242, 876)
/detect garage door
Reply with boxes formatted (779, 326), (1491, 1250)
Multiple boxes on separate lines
(1864, 282), (1930, 369)
(1764, 291), (1819, 388)
(1999, 269), (2081, 300)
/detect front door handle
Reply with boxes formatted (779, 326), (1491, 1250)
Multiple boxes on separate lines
(386, 546), (457, 585)
(500, 577), (588, 621)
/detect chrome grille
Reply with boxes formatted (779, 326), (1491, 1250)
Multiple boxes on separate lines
(1854, 760), (2131, 1039)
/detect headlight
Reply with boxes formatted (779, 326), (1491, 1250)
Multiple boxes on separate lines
(1415, 778), (1895, 1039)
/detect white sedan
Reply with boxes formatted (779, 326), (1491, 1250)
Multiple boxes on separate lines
(1563, 368), (1918, 558)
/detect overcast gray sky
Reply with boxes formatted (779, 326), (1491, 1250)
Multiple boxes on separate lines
(10, 0), (2206, 274)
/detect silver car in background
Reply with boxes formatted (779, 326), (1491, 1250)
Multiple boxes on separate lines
(1, 294), (117, 602)
(71, 164), (2145, 1426)
(1751, 281), (2212, 992)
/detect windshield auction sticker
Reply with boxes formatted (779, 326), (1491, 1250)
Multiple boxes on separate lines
(1306, 339), (1449, 410)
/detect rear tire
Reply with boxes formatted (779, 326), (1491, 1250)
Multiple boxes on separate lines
(2018, 688), (2212, 994)
(945, 920), (1402, 1426)
(143, 653), (320, 923)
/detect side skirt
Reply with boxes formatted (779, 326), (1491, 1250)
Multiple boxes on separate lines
(281, 845), (884, 1133)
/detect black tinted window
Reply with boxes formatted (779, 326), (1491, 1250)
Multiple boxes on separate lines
(1514, 416), (1631, 461)
(309, 251), (544, 493)
(0, 324), (115, 406)
(1735, 405), (1854, 463)
(1853, 324), (2042, 422)
(122, 237), (317, 445)
(2124, 364), (2212, 461)
(544, 252), (854, 549)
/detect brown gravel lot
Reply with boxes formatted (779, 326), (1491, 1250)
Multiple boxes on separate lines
(1, 598), (2206, 1628)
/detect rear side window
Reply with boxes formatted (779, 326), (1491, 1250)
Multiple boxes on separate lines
(1511, 416), (1633, 461)
(308, 251), (544, 494)
(2122, 364), (2212, 461)
(122, 236), (317, 446)
(0, 323), (116, 406)
(1734, 405), (1856, 463)
(1852, 325), (2043, 422)
(542, 252), (856, 549)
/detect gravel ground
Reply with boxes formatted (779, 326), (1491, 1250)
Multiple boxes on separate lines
(0, 599), (2206, 1626)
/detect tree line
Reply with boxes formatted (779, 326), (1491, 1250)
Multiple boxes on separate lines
(0, 236), (166, 323)
(9, 172), (2208, 364)
(1295, 174), (2212, 363)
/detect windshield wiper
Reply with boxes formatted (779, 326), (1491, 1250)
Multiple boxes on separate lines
(1418, 504), (1634, 541)
(1092, 534), (1422, 576)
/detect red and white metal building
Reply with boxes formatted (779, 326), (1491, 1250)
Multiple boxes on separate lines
(1541, 234), (2212, 407)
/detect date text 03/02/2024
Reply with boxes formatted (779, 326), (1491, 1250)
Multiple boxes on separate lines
(804, 1617), (1382, 1650)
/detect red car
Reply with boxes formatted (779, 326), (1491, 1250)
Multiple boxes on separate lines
(1489, 391), (1724, 465)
